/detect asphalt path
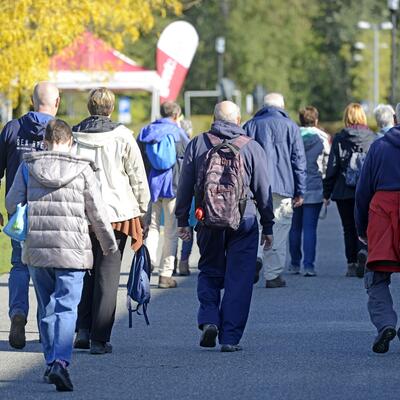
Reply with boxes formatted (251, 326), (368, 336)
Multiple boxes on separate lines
(1, 206), (400, 399)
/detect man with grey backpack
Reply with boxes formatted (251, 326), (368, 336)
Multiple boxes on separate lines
(176, 101), (274, 352)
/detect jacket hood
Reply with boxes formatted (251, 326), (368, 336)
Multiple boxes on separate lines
(19, 111), (53, 140)
(340, 125), (375, 148)
(253, 106), (288, 119)
(138, 118), (182, 143)
(301, 127), (323, 151)
(73, 125), (129, 148)
(72, 115), (121, 133)
(209, 120), (246, 139)
(23, 151), (95, 188)
(384, 126), (400, 148)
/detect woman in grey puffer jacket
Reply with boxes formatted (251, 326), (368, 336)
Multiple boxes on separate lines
(6, 120), (117, 392)
(288, 107), (330, 276)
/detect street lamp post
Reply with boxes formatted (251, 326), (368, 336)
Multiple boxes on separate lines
(358, 21), (393, 109)
(388, 0), (399, 104)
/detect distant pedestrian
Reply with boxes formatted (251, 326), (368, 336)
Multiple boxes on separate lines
(5, 119), (117, 391)
(0, 81), (60, 349)
(244, 93), (306, 288)
(323, 103), (375, 277)
(176, 101), (274, 352)
(355, 103), (400, 354)
(138, 102), (187, 288)
(373, 104), (395, 139)
(73, 88), (150, 355)
(288, 106), (330, 277)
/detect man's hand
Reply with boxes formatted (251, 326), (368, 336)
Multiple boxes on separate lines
(359, 236), (367, 245)
(260, 234), (273, 251)
(178, 226), (192, 242)
(323, 198), (331, 207)
(293, 196), (304, 208)
(0, 212), (3, 232)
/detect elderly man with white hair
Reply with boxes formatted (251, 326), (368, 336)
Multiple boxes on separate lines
(244, 93), (306, 288)
(374, 104), (395, 138)
(0, 81), (60, 349)
(176, 101), (274, 352)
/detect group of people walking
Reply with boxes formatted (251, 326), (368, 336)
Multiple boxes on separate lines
(1, 80), (400, 392)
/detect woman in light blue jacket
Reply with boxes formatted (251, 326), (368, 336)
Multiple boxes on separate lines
(289, 107), (330, 276)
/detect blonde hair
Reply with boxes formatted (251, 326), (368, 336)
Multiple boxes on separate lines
(343, 103), (367, 127)
(87, 87), (115, 116)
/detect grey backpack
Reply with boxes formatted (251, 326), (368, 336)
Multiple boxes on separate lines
(195, 133), (251, 230)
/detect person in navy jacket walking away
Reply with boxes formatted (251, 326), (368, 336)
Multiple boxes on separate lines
(243, 93), (306, 288)
(355, 103), (400, 354)
(0, 82), (60, 350)
(176, 101), (274, 352)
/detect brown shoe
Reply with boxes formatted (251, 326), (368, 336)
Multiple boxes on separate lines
(265, 275), (286, 288)
(9, 314), (27, 349)
(178, 259), (191, 276)
(158, 276), (178, 289)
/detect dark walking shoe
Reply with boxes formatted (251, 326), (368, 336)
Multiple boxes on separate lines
(254, 258), (263, 284)
(179, 259), (191, 276)
(346, 263), (358, 277)
(90, 341), (113, 355)
(200, 324), (218, 348)
(221, 344), (243, 352)
(265, 275), (286, 288)
(372, 327), (397, 354)
(9, 314), (27, 349)
(356, 249), (368, 278)
(43, 365), (53, 384)
(73, 329), (90, 349)
(48, 360), (73, 392)
(158, 276), (177, 289)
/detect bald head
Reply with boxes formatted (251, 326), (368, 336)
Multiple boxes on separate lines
(264, 93), (285, 109)
(214, 101), (241, 125)
(32, 82), (60, 116)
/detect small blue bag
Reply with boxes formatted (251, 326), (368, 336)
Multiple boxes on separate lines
(146, 134), (176, 171)
(3, 164), (29, 242)
(127, 245), (151, 327)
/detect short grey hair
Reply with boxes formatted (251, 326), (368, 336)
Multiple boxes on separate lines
(214, 102), (241, 124)
(374, 104), (395, 129)
(264, 93), (285, 109)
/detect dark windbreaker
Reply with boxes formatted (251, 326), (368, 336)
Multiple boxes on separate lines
(175, 120), (274, 235)
(0, 112), (53, 194)
(355, 127), (400, 235)
(323, 125), (376, 200)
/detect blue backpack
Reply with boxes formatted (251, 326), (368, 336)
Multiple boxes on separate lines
(345, 149), (367, 187)
(146, 134), (176, 170)
(127, 245), (151, 326)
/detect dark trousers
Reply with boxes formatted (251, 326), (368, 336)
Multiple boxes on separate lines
(336, 199), (364, 264)
(196, 215), (258, 346)
(77, 231), (127, 343)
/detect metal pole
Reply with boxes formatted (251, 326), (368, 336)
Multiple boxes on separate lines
(390, 10), (398, 104)
(373, 25), (380, 109)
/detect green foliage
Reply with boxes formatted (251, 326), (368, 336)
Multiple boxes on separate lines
(0, 182), (11, 275)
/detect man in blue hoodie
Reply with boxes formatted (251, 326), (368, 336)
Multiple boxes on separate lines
(138, 102), (187, 289)
(0, 81), (60, 349)
(176, 101), (274, 352)
(244, 93), (306, 288)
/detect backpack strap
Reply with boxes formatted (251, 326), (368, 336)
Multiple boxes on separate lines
(206, 133), (251, 155)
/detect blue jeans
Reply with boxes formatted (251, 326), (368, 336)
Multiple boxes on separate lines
(9, 240), (30, 318)
(28, 267), (85, 365)
(289, 203), (322, 271)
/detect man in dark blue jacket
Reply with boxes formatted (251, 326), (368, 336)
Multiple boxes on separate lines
(176, 101), (274, 352)
(0, 81), (60, 349)
(244, 93), (306, 288)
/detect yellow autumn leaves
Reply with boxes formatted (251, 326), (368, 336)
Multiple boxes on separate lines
(0, 0), (181, 105)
